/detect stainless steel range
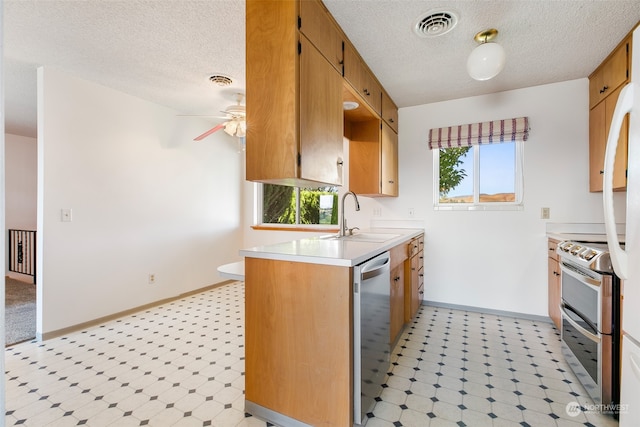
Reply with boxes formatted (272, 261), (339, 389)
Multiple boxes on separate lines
(556, 241), (621, 414)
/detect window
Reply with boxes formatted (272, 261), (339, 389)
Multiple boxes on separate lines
(429, 117), (528, 210)
(434, 142), (523, 208)
(258, 184), (339, 226)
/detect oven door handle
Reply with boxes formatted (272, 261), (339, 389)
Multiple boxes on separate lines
(561, 303), (601, 343)
(560, 261), (601, 288)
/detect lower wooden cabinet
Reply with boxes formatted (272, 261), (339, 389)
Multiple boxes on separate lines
(405, 235), (425, 322)
(548, 239), (561, 330)
(390, 264), (405, 344)
(390, 233), (425, 345)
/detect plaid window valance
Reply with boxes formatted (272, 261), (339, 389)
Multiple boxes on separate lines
(428, 117), (530, 149)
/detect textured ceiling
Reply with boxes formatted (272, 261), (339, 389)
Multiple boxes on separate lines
(5, 1), (640, 139)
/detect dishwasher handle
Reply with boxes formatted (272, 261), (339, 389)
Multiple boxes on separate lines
(360, 255), (390, 281)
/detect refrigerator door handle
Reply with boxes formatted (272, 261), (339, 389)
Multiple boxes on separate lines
(603, 82), (636, 280)
(630, 349), (640, 380)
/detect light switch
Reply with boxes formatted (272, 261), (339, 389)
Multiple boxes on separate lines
(61, 209), (73, 222)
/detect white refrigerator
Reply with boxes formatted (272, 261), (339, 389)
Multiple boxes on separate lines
(603, 26), (640, 424)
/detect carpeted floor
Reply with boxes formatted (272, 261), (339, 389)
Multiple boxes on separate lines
(5, 276), (36, 346)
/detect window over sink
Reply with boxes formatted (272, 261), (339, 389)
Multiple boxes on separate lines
(257, 183), (339, 226)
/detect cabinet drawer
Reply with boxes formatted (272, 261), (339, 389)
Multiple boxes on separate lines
(409, 238), (420, 257)
(390, 242), (409, 270)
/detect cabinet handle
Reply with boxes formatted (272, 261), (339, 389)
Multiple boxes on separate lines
(600, 85), (609, 94)
(337, 158), (344, 166)
(419, 273), (424, 277)
(389, 118), (395, 123)
(549, 247), (554, 251)
(363, 88), (370, 96)
(388, 180), (395, 184)
(553, 271), (560, 276)
(600, 170), (605, 175)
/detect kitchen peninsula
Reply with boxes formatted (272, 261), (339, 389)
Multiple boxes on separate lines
(240, 229), (424, 427)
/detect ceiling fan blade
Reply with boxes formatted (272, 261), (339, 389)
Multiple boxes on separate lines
(193, 123), (225, 141)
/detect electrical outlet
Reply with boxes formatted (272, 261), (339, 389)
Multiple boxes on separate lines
(373, 208), (382, 217)
(541, 207), (550, 219)
(408, 208), (415, 217)
(61, 209), (72, 222)
(148, 274), (156, 284)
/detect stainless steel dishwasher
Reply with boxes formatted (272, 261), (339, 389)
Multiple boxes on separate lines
(353, 251), (391, 426)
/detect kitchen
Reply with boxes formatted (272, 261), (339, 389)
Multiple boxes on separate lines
(3, 1), (640, 426)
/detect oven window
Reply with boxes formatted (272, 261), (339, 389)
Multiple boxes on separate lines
(562, 316), (599, 384)
(562, 268), (599, 330)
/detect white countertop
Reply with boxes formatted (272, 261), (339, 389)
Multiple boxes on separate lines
(240, 228), (424, 267)
(547, 232), (625, 243)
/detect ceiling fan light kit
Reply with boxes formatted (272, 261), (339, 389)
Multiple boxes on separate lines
(467, 28), (506, 81)
(193, 92), (246, 141)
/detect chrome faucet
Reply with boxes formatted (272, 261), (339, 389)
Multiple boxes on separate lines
(340, 191), (361, 237)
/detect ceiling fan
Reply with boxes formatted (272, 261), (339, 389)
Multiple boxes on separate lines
(193, 93), (246, 141)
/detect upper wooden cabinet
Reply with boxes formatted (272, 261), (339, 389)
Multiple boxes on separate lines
(344, 41), (382, 114)
(589, 84), (629, 192)
(246, 0), (398, 190)
(246, 0), (344, 187)
(589, 39), (630, 109)
(347, 117), (398, 197)
(588, 34), (631, 192)
(381, 122), (399, 196)
(298, 0), (343, 73)
(381, 90), (399, 132)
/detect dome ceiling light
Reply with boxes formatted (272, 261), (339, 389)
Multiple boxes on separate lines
(466, 28), (506, 81)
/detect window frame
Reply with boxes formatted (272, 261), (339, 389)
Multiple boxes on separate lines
(433, 141), (524, 211)
(253, 183), (340, 230)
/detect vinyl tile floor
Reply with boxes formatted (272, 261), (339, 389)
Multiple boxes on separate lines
(5, 282), (618, 427)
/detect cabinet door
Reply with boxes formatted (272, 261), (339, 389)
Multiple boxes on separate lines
(299, 0), (343, 73)
(548, 257), (561, 330)
(589, 38), (629, 109)
(299, 35), (344, 186)
(604, 86), (629, 191)
(589, 85), (629, 192)
(343, 42), (381, 114)
(381, 122), (398, 196)
(390, 265), (405, 344)
(381, 90), (398, 133)
(343, 42), (361, 94)
(246, 0), (298, 183)
(589, 101), (606, 192)
(362, 68), (382, 115)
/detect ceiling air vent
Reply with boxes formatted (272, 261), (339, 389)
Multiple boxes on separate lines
(414, 10), (458, 38)
(209, 74), (233, 86)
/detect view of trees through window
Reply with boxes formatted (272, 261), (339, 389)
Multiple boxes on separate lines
(438, 142), (517, 204)
(262, 184), (339, 225)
